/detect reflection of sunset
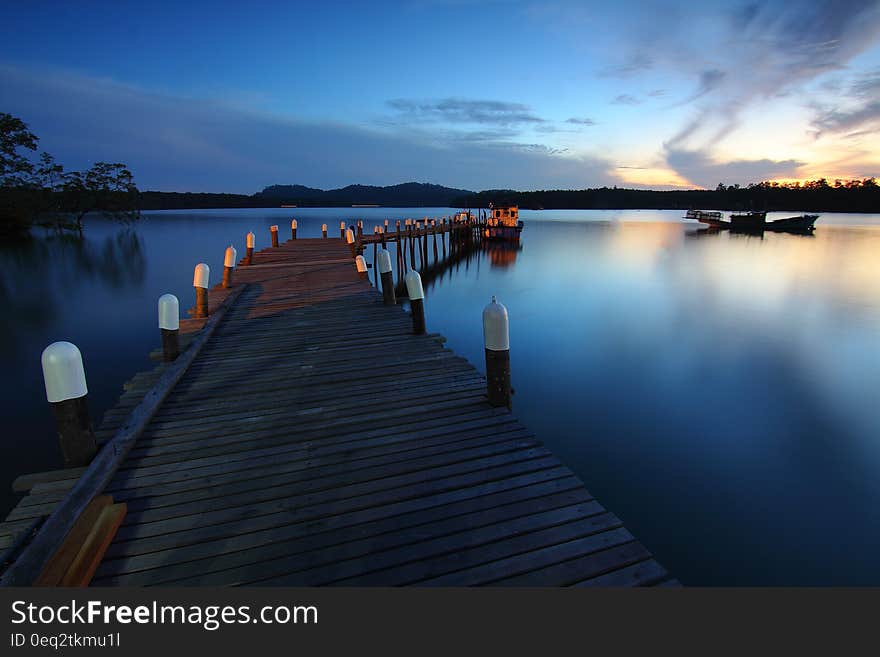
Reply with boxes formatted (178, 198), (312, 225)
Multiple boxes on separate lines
(585, 220), (880, 319)
(680, 228), (880, 315)
(606, 221), (687, 268)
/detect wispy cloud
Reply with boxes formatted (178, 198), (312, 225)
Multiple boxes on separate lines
(387, 98), (545, 126)
(599, 51), (654, 78)
(565, 117), (596, 126)
(812, 69), (880, 137)
(612, 94), (641, 106)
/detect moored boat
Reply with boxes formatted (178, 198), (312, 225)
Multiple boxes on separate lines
(484, 205), (524, 241)
(766, 214), (819, 233)
(729, 211), (767, 232)
(685, 209), (726, 226)
(686, 209), (818, 235)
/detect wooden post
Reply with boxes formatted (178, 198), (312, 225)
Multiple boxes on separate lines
(221, 245), (237, 288)
(245, 231), (255, 265)
(322, 223), (328, 239)
(432, 220), (439, 263)
(422, 221), (429, 270)
(41, 342), (97, 467)
(193, 263), (209, 318)
(355, 255), (368, 280)
(408, 222), (416, 270)
(357, 220), (363, 241)
(340, 221), (346, 238)
(378, 249), (395, 306)
(291, 219), (297, 240)
(345, 228), (356, 257)
(405, 270), (426, 335)
(396, 221), (403, 282)
(442, 218), (447, 259)
(483, 296), (511, 409)
(270, 225), (279, 247)
(373, 239), (379, 286)
(158, 294), (180, 362)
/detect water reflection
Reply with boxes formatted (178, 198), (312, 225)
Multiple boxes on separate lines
(0, 229), (147, 353)
(485, 241), (523, 268)
(2, 210), (880, 585)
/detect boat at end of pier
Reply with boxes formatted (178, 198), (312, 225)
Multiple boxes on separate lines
(484, 205), (524, 241)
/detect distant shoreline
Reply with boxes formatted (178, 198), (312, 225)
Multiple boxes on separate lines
(139, 179), (879, 213)
(138, 205), (880, 214)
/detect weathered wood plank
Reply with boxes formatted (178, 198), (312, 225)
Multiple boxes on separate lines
(12, 468), (87, 494)
(101, 456), (564, 560)
(34, 495), (112, 586)
(572, 558), (669, 587)
(93, 473), (583, 585)
(58, 503), (127, 587)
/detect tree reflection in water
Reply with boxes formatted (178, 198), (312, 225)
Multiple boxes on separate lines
(0, 228), (146, 356)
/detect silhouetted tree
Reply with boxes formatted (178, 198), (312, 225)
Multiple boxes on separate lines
(0, 113), (38, 186)
(61, 162), (139, 230)
(1, 112), (140, 235)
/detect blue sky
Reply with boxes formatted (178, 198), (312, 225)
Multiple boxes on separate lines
(1, 0), (879, 192)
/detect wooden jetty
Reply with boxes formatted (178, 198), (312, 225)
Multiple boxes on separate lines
(1, 216), (675, 586)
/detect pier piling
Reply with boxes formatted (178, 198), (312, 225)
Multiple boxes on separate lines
(41, 342), (97, 467)
(270, 225), (279, 247)
(221, 245), (237, 288)
(158, 294), (180, 362)
(193, 263), (209, 318)
(483, 296), (511, 409)
(355, 255), (368, 280)
(291, 219), (298, 240)
(245, 231), (255, 264)
(378, 249), (396, 306)
(345, 229), (356, 257)
(405, 269), (426, 335)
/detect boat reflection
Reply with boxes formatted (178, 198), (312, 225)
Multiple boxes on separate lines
(688, 225), (815, 240)
(485, 240), (523, 268)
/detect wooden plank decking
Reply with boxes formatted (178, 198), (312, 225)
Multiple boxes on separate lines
(3, 234), (673, 586)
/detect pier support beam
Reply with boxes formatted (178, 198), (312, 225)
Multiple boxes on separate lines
(483, 296), (511, 409)
(158, 294), (180, 362)
(270, 225), (279, 247)
(345, 229), (356, 258)
(41, 342), (97, 467)
(291, 219), (297, 240)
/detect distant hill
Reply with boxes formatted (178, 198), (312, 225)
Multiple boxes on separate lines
(257, 182), (473, 207)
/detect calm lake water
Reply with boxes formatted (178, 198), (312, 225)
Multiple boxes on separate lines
(3, 208), (880, 585)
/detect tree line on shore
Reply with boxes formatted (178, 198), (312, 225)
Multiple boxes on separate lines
(452, 179), (879, 213)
